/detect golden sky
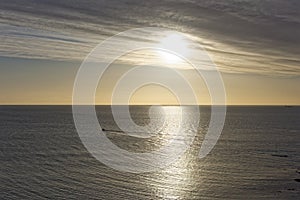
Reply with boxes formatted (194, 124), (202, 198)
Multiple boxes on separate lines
(0, 1), (299, 105)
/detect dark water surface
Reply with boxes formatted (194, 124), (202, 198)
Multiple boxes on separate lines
(1, 106), (299, 199)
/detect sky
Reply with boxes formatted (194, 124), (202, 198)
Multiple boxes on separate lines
(0, 0), (299, 105)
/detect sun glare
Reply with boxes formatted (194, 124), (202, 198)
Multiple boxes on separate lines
(158, 34), (190, 64)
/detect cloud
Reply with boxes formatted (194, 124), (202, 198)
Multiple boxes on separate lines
(0, 0), (299, 75)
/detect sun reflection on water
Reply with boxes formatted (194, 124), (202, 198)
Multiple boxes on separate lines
(141, 106), (203, 199)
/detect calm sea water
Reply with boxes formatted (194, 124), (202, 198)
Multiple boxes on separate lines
(1, 106), (299, 199)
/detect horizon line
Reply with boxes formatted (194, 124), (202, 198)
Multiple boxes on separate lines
(0, 104), (299, 106)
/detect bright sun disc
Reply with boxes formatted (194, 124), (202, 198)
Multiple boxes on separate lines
(158, 34), (189, 63)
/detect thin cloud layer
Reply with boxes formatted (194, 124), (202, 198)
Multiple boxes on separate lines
(0, 0), (299, 75)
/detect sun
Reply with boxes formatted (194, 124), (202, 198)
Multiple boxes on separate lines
(158, 33), (190, 64)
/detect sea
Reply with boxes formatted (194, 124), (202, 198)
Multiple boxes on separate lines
(0, 106), (299, 199)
